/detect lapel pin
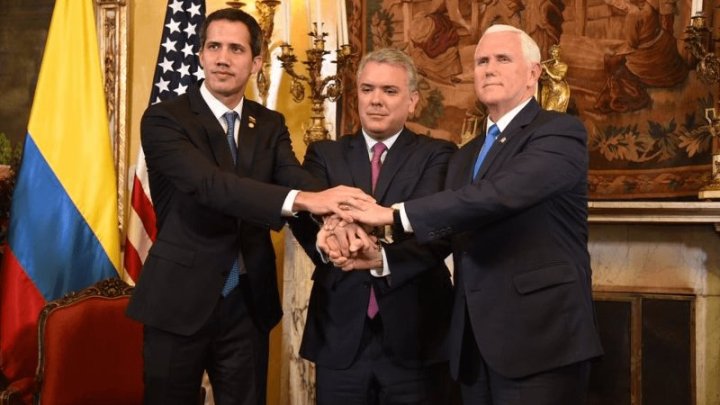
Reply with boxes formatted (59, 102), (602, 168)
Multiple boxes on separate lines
(499, 137), (507, 144)
(248, 116), (256, 128)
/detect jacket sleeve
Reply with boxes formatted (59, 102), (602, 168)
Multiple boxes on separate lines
(406, 114), (588, 243)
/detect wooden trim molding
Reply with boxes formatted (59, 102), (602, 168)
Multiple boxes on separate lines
(588, 201), (720, 229)
(95, 0), (128, 232)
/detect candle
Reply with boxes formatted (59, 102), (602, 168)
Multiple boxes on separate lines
(339, 0), (348, 45)
(283, 1), (291, 43)
(315, 0), (322, 28)
(692, 0), (703, 16)
(306, 0), (312, 32)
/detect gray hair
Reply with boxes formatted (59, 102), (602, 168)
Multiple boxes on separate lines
(482, 24), (541, 64)
(356, 48), (419, 92)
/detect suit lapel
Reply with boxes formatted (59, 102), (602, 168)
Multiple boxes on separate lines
(473, 99), (542, 181)
(188, 85), (235, 171)
(373, 129), (414, 202)
(344, 133), (373, 194)
(237, 101), (259, 176)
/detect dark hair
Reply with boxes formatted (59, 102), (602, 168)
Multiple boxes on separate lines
(200, 8), (263, 57)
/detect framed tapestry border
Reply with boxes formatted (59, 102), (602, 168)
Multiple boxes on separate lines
(339, 0), (720, 224)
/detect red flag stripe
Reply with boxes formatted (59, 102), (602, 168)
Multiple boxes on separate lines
(123, 240), (143, 283)
(0, 249), (46, 383)
(129, 173), (157, 240)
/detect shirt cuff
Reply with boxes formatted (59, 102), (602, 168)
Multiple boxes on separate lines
(396, 203), (413, 233)
(282, 189), (300, 217)
(370, 247), (391, 277)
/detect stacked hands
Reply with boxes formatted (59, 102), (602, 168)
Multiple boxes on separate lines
(318, 215), (380, 271)
(296, 185), (396, 271)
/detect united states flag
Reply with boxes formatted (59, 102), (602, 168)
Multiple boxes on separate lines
(124, 0), (205, 282)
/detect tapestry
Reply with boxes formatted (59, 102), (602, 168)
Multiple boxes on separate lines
(341, 0), (716, 199)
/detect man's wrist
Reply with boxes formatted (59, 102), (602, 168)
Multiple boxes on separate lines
(291, 190), (308, 212)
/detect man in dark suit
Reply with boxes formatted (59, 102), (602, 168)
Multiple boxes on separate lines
(126, 8), (370, 405)
(339, 25), (603, 404)
(290, 48), (458, 404)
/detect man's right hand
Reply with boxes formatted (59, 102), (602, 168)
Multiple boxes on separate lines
(293, 185), (374, 222)
(317, 215), (375, 259)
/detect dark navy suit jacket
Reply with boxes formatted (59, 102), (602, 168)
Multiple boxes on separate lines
(406, 99), (603, 379)
(291, 128), (457, 369)
(128, 83), (319, 336)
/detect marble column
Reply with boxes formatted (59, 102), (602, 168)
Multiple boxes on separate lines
(280, 229), (316, 404)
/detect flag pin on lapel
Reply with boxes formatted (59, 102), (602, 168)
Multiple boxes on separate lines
(499, 137), (507, 144)
(248, 116), (256, 128)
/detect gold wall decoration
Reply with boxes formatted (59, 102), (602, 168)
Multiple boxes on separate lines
(685, 13), (720, 199)
(95, 0), (128, 231)
(278, 23), (353, 144)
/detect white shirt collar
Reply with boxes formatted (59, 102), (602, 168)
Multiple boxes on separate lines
(487, 97), (533, 133)
(200, 81), (244, 121)
(361, 128), (402, 155)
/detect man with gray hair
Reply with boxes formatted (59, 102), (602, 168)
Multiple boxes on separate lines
(290, 47), (459, 404)
(338, 25), (603, 404)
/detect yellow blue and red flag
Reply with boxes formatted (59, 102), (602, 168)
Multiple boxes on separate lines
(0, 0), (120, 399)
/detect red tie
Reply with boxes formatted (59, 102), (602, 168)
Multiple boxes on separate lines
(368, 142), (386, 318)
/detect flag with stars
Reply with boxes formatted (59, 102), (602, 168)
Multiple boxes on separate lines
(124, 0), (205, 282)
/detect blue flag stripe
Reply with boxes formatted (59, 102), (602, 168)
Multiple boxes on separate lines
(7, 135), (117, 301)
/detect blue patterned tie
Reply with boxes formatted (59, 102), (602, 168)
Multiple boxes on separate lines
(472, 124), (500, 179)
(222, 111), (240, 296)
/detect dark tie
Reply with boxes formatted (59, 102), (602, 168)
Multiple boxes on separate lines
(472, 124), (500, 179)
(222, 111), (240, 296)
(367, 142), (386, 318)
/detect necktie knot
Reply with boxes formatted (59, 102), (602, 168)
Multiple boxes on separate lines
(487, 124), (500, 140)
(223, 111), (238, 130)
(371, 142), (387, 161)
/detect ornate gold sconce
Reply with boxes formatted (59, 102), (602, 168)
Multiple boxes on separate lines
(227, 0), (281, 106)
(255, 0), (281, 105)
(685, 14), (720, 199)
(278, 23), (353, 144)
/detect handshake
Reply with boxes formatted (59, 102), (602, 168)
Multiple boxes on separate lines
(293, 185), (397, 271)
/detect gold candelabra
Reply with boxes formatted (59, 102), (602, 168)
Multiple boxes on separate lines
(685, 14), (720, 199)
(227, 0), (281, 106)
(278, 23), (353, 144)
